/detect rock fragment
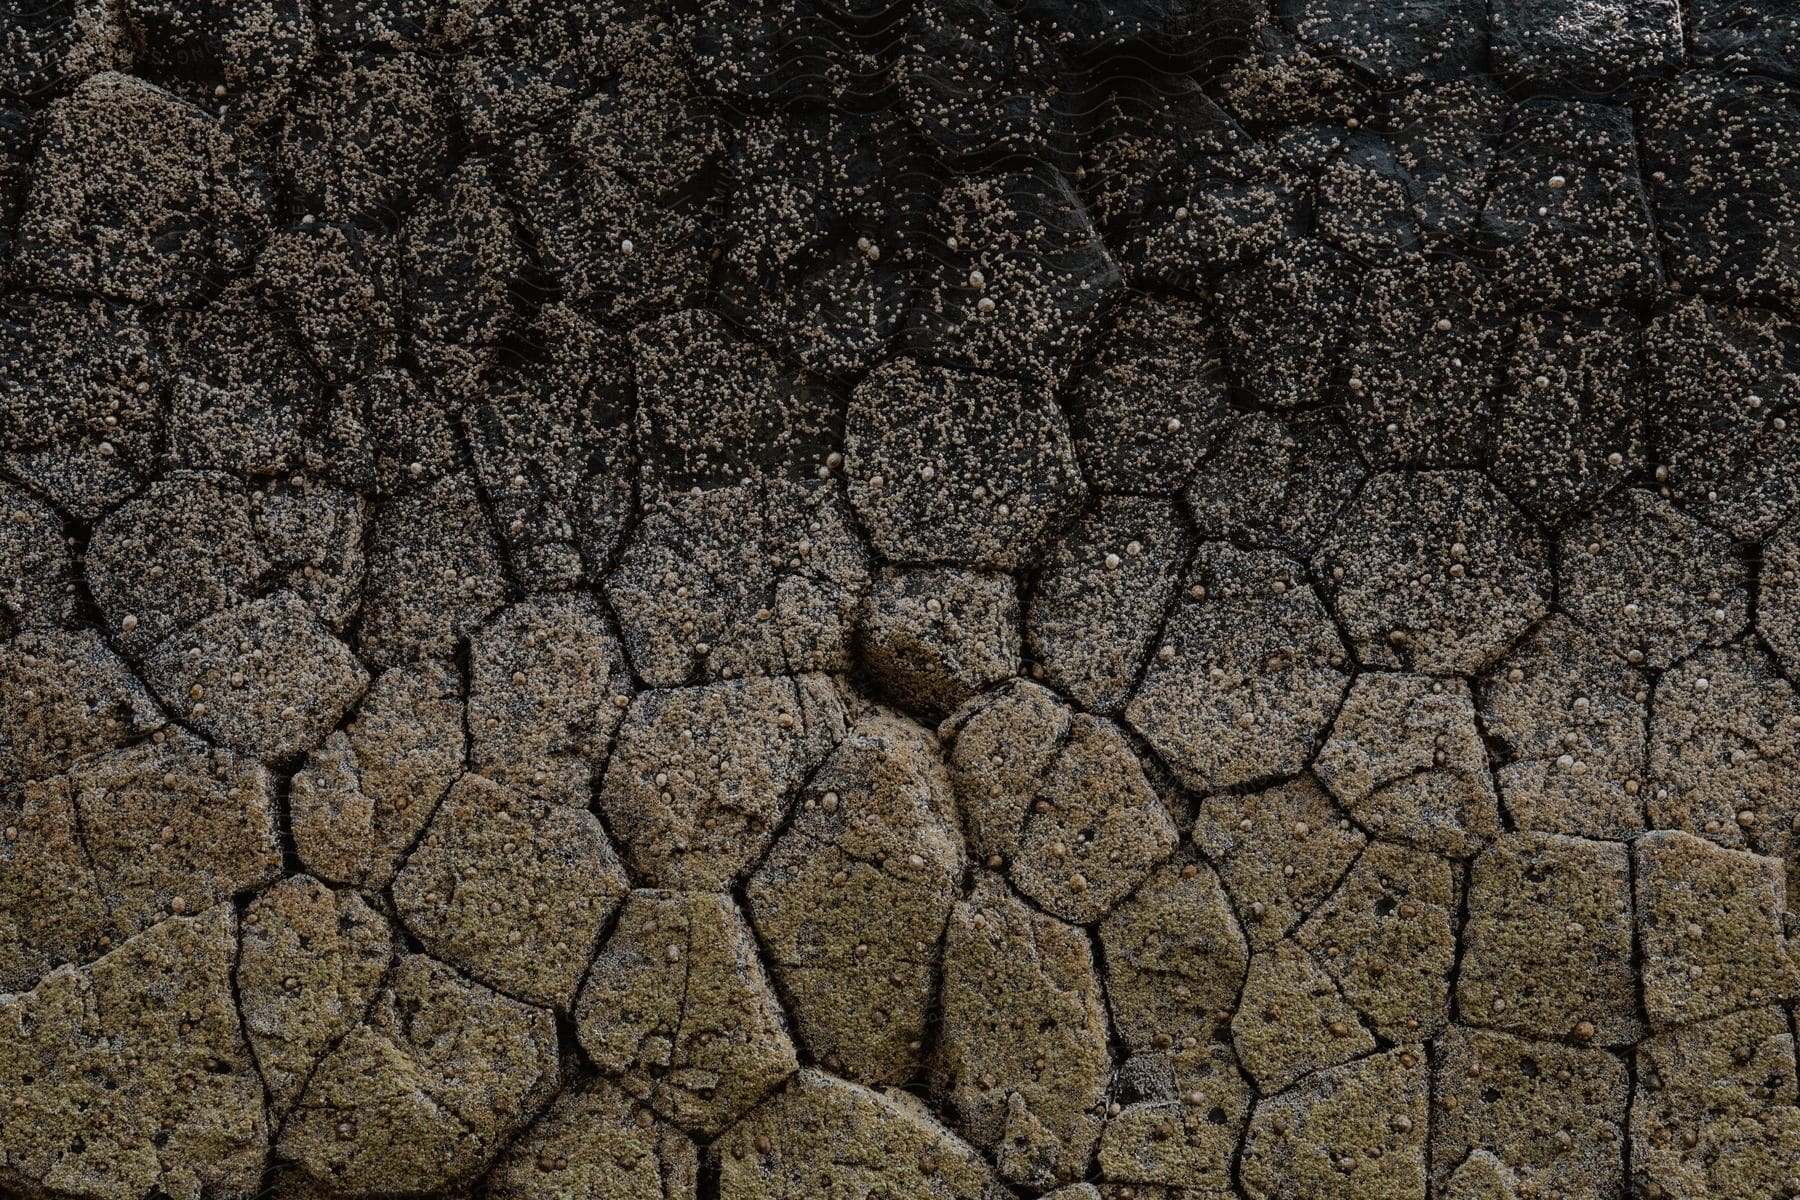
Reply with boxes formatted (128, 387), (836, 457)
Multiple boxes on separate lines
(1184, 410), (1366, 560)
(858, 566), (1019, 719)
(488, 1078), (698, 1200)
(1240, 1048), (1429, 1200)
(0, 484), (73, 634)
(0, 628), (162, 786)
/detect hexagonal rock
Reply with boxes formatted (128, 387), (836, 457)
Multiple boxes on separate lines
(468, 594), (632, 809)
(1456, 833), (1643, 1047)
(1490, 0), (1681, 93)
(1232, 940), (1375, 1093)
(1632, 1008), (1800, 1200)
(1432, 1025), (1628, 1200)
(394, 775), (628, 1011)
(1647, 644), (1800, 852)
(1185, 410), (1367, 560)
(1760, 516), (1800, 681)
(714, 1069), (1010, 1200)
(237, 876), (393, 1116)
(1478, 99), (1662, 308)
(1370, 78), (1507, 250)
(488, 1078), (698, 1200)
(13, 73), (267, 304)
(606, 480), (870, 688)
(0, 628), (162, 786)
(600, 674), (848, 890)
(576, 890), (797, 1137)
(1061, 295), (1230, 494)
(1240, 1047), (1429, 1200)
(1097, 854), (1250, 1193)
(1338, 258), (1506, 470)
(908, 164), (1120, 389)
(1216, 239), (1359, 409)
(1027, 496), (1193, 714)
(745, 713), (964, 1084)
(1126, 543), (1349, 793)
(936, 873), (1110, 1189)
(0, 483), (74, 634)
(857, 566), (1020, 720)
(1297, 841), (1458, 1043)
(0, 906), (268, 1200)
(1644, 296), (1800, 541)
(1313, 673), (1501, 857)
(357, 473), (512, 668)
(941, 683), (1177, 924)
(0, 297), (161, 523)
(1314, 470), (1550, 675)
(281, 953), (561, 1197)
(1634, 831), (1800, 1030)
(1478, 614), (1648, 842)
(1490, 307), (1646, 526)
(1559, 490), (1747, 671)
(291, 659), (465, 890)
(30, 730), (281, 946)
(1194, 776), (1366, 951)
(845, 358), (1085, 572)
(142, 590), (369, 763)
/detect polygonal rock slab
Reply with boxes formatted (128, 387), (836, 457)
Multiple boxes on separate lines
(0, 628), (162, 787)
(1314, 470), (1550, 675)
(600, 674), (848, 889)
(1634, 831), (1800, 1030)
(857, 566), (1020, 720)
(942, 683), (1177, 923)
(488, 1078), (698, 1200)
(1126, 542), (1349, 793)
(1297, 841), (1458, 1043)
(575, 890), (797, 1137)
(1314, 673), (1501, 856)
(141, 590), (369, 763)
(1558, 489), (1747, 670)
(1232, 940), (1375, 1093)
(1490, 0), (1681, 92)
(1194, 776), (1366, 950)
(1185, 409), (1367, 560)
(1632, 1008), (1800, 1200)
(1477, 615), (1649, 842)
(280, 954), (561, 1197)
(1489, 307), (1645, 526)
(14, 72), (267, 304)
(357, 473), (512, 668)
(1216, 238), (1359, 410)
(1027, 496), (1193, 714)
(237, 875), (393, 1116)
(1432, 1025), (1629, 1200)
(937, 874), (1110, 1189)
(394, 774), (629, 1011)
(714, 1069), (1010, 1200)
(1371, 77), (1507, 249)
(845, 358), (1085, 571)
(253, 218), (401, 387)
(0, 483), (74, 633)
(606, 480), (869, 688)
(1647, 644), (1800, 853)
(746, 713), (963, 1084)
(1240, 1047), (1429, 1200)
(0, 782), (107, 992)
(468, 593), (633, 808)
(291, 658), (465, 889)
(0, 906), (268, 1200)
(1456, 833), (1643, 1047)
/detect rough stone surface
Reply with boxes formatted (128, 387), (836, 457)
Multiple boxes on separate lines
(858, 565), (1019, 719)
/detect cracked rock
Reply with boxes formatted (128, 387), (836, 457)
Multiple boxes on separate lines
(1232, 939), (1375, 1093)
(1490, 0), (1681, 93)
(936, 873), (1110, 1189)
(1456, 833), (1643, 1046)
(0, 484), (73, 634)
(1240, 1047), (1430, 1200)
(1216, 239), (1359, 409)
(0, 627), (162, 787)
(600, 674), (848, 890)
(1185, 409), (1367, 560)
(1761, 516), (1800, 680)
(746, 712), (964, 1085)
(575, 889), (797, 1137)
(394, 774), (629, 1011)
(1126, 542), (1350, 793)
(487, 1078), (698, 1200)
(858, 566), (1020, 720)
(1314, 470), (1551, 675)
(291, 658), (465, 889)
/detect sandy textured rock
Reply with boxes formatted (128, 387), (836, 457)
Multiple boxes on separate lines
(746, 713), (964, 1084)
(576, 890), (797, 1137)
(1185, 409), (1366, 560)
(858, 566), (1019, 719)
(937, 873), (1110, 1189)
(0, 484), (73, 633)
(601, 674), (848, 889)
(0, 627), (162, 786)
(358, 472), (511, 667)
(394, 774), (629, 1010)
(1240, 1047), (1429, 1200)
(1127, 542), (1349, 792)
(1457, 833), (1643, 1047)
(1233, 940), (1375, 1092)
(488, 1078), (698, 1200)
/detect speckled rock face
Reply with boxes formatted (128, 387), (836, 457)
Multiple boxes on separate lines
(2, 4), (1798, 1199)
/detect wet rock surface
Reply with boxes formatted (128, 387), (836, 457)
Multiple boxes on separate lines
(3, 3), (1799, 1196)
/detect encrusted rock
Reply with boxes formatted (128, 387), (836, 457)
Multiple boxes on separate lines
(0, 484), (73, 633)
(0, 627), (162, 786)
(1240, 1047), (1429, 1200)
(1185, 409), (1366, 560)
(488, 1078), (698, 1200)
(858, 566), (1020, 720)
(1233, 939), (1375, 1092)
(1216, 239), (1359, 409)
